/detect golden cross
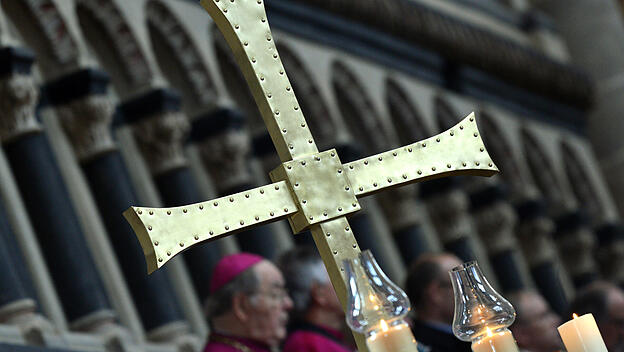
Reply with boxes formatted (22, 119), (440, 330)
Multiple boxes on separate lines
(123, 0), (498, 349)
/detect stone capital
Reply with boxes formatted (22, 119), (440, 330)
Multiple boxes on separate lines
(376, 186), (421, 232)
(473, 200), (518, 254)
(56, 94), (117, 162)
(197, 127), (254, 194)
(424, 188), (473, 244)
(131, 111), (190, 176)
(517, 215), (557, 267)
(0, 74), (42, 143)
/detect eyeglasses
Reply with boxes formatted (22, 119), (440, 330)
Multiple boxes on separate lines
(252, 287), (290, 303)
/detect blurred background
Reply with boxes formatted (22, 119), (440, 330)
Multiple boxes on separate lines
(0, 0), (623, 350)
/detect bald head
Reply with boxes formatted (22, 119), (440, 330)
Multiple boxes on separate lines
(508, 290), (562, 351)
(404, 253), (462, 324)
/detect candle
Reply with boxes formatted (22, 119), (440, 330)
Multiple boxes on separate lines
(557, 313), (607, 352)
(471, 328), (519, 352)
(366, 320), (419, 352)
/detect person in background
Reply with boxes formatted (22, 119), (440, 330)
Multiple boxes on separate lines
(567, 281), (624, 352)
(507, 290), (563, 352)
(278, 246), (354, 352)
(203, 253), (293, 352)
(404, 253), (471, 352)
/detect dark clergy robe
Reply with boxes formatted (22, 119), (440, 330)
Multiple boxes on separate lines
(410, 320), (472, 352)
(283, 321), (354, 352)
(203, 332), (270, 352)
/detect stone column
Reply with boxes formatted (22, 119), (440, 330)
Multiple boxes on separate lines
(121, 90), (221, 303)
(534, 0), (624, 218)
(469, 181), (527, 292)
(553, 210), (599, 289)
(0, 48), (114, 331)
(595, 222), (624, 287)
(194, 109), (288, 259)
(420, 178), (478, 262)
(515, 198), (569, 315)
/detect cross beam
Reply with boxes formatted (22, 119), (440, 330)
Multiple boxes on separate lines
(123, 0), (499, 350)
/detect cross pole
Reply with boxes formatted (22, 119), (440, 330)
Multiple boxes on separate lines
(123, 0), (499, 349)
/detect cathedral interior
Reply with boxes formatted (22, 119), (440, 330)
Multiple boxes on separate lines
(0, 0), (623, 350)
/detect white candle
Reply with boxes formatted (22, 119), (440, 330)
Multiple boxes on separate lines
(366, 320), (419, 352)
(471, 328), (519, 352)
(557, 313), (608, 352)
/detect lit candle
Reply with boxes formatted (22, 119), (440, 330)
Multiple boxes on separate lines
(557, 313), (607, 352)
(366, 320), (419, 352)
(471, 327), (519, 352)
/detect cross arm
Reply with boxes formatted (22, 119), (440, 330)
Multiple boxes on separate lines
(123, 181), (297, 273)
(345, 112), (498, 197)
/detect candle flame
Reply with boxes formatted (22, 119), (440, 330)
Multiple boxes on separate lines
(380, 319), (389, 332)
(486, 327), (493, 337)
(573, 313), (579, 319)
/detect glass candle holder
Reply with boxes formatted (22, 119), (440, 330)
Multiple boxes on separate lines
(344, 250), (418, 352)
(449, 261), (519, 352)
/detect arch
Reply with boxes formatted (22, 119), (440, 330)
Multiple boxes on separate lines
(276, 42), (336, 148)
(211, 26), (264, 134)
(520, 129), (565, 209)
(434, 95), (460, 132)
(479, 111), (525, 194)
(146, 1), (217, 115)
(385, 78), (431, 143)
(561, 141), (605, 223)
(331, 61), (388, 153)
(3, 0), (79, 77)
(76, 0), (153, 98)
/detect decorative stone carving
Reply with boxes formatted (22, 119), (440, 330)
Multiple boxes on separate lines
(473, 200), (517, 255)
(516, 215), (557, 267)
(555, 226), (598, 279)
(146, 1), (217, 107)
(376, 187), (421, 232)
(198, 128), (254, 194)
(0, 74), (42, 143)
(424, 188), (473, 244)
(56, 94), (117, 162)
(131, 111), (190, 176)
(77, 0), (152, 86)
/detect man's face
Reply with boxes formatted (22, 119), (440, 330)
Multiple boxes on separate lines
(514, 293), (562, 351)
(602, 288), (624, 352)
(433, 255), (463, 324)
(245, 261), (293, 347)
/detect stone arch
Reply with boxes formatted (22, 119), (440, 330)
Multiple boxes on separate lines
(385, 78), (431, 143)
(434, 95), (460, 132)
(146, 1), (217, 115)
(331, 61), (388, 153)
(520, 129), (565, 209)
(561, 141), (605, 223)
(211, 25), (264, 134)
(3, 0), (80, 78)
(276, 42), (336, 148)
(479, 111), (525, 194)
(76, 0), (153, 98)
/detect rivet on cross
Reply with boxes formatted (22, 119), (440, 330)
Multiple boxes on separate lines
(123, 0), (499, 350)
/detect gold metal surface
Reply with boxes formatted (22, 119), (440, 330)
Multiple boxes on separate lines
(270, 149), (360, 233)
(125, 1), (501, 351)
(123, 181), (297, 273)
(200, 0), (317, 161)
(346, 112), (498, 197)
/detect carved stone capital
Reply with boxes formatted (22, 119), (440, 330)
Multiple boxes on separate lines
(516, 215), (557, 267)
(0, 74), (41, 143)
(376, 186), (421, 232)
(132, 111), (190, 176)
(424, 188), (473, 244)
(473, 200), (518, 254)
(555, 227), (598, 277)
(599, 240), (624, 284)
(56, 95), (117, 162)
(198, 128), (254, 194)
